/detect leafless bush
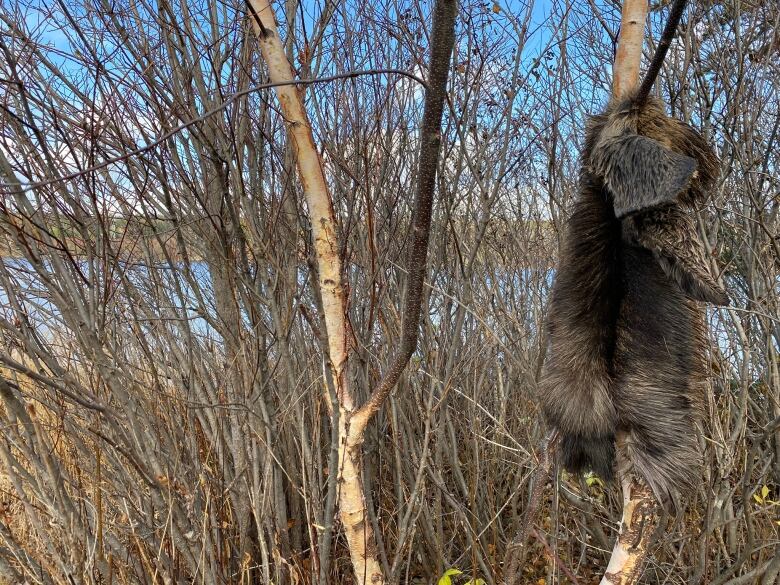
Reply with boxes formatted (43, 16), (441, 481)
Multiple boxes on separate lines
(0, 0), (777, 583)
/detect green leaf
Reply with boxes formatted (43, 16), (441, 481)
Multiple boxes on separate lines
(465, 579), (486, 585)
(438, 568), (463, 585)
(753, 492), (764, 504)
(761, 485), (770, 499)
(585, 472), (604, 488)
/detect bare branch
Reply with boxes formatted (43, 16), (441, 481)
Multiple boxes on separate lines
(636, 0), (688, 102)
(352, 0), (459, 434)
(1, 69), (427, 195)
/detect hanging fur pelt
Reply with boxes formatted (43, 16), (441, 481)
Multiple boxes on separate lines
(539, 91), (727, 506)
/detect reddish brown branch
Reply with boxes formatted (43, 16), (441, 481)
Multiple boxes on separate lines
(636, 0), (688, 102)
(530, 527), (582, 585)
(352, 0), (459, 433)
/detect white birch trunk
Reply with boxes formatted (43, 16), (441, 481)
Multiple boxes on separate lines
(246, 2), (383, 583)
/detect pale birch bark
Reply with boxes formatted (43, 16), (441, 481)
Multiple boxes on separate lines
(612, 0), (648, 99)
(244, 0), (350, 404)
(599, 432), (659, 585)
(246, 0), (457, 582)
(245, 2), (381, 583)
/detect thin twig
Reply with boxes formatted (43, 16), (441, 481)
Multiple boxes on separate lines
(1, 69), (427, 194)
(503, 429), (559, 585)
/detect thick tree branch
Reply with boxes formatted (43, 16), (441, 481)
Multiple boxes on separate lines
(246, 0), (351, 405)
(599, 433), (659, 585)
(245, 2), (385, 583)
(636, 0), (688, 102)
(602, 3), (662, 584)
(352, 0), (459, 435)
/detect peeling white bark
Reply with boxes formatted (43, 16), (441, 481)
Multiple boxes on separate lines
(599, 451), (658, 585)
(246, 2), (382, 583)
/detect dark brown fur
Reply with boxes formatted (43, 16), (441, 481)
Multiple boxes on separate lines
(539, 93), (725, 505)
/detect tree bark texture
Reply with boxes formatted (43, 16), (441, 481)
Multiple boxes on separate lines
(612, 0), (649, 98)
(245, 1), (380, 582)
(246, 1), (458, 583)
(599, 432), (659, 585)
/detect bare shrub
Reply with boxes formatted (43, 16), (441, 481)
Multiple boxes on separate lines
(0, 0), (777, 583)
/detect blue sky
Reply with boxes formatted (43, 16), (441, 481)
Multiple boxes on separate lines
(20, 0), (563, 59)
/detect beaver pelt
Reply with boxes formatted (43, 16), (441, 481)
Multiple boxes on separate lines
(539, 92), (728, 507)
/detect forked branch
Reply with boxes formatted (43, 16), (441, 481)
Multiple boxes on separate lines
(351, 0), (459, 435)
